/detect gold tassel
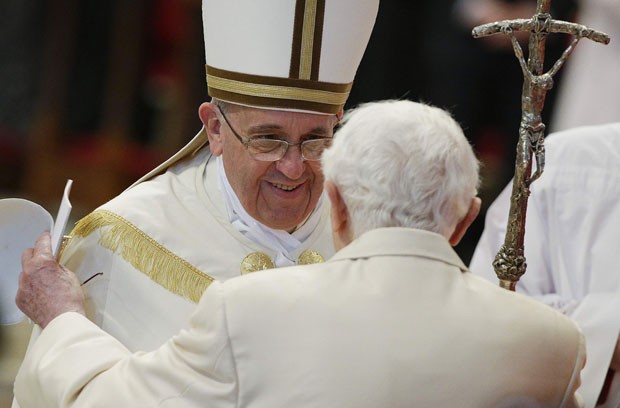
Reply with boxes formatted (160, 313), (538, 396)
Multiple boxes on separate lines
(71, 210), (214, 303)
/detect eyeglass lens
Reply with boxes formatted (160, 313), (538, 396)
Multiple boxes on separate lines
(247, 139), (332, 161)
(218, 105), (332, 161)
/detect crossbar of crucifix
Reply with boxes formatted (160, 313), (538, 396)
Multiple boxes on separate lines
(472, 0), (610, 291)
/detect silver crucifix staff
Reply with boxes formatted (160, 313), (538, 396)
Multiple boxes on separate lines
(472, 0), (610, 291)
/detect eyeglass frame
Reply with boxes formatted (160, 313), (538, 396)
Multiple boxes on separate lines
(216, 106), (335, 162)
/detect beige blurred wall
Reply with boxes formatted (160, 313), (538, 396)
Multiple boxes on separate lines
(0, 320), (32, 408)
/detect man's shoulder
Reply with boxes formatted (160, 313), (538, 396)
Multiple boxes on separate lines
(100, 149), (211, 215)
(464, 273), (580, 334)
(213, 262), (339, 310)
(546, 122), (620, 165)
(223, 262), (325, 292)
(547, 122), (620, 146)
(462, 274), (584, 379)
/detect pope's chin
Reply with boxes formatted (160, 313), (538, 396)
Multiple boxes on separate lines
(257, 181), (317, 230)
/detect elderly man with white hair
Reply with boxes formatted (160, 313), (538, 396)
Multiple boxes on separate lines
(14, 100), (584, 408)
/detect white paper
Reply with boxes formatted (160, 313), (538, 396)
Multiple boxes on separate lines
(0, 180), (73, 325)
(51, 179), (73, 258)
(0, 200), (52, 325)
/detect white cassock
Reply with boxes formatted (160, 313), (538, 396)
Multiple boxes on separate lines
(470, 123), (620, 408)
(15, 228), (585, 408)
(31, 128), (336, 352)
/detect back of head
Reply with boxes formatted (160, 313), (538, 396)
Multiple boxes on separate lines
(322, 100), (480, 239)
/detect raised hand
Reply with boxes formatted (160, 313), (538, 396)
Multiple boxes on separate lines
(16, 232), (85, 329)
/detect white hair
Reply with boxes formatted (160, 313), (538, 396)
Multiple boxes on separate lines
(321, 99), (480, 239)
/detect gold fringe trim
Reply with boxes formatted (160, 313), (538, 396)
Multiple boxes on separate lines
(71, 209), (214, 303)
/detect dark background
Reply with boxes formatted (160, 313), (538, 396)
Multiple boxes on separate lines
(0, 0), (580, 264)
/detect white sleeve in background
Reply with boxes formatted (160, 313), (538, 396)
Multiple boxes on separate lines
(469, 181), (573, 312)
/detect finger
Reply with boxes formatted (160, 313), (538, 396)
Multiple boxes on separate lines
(16, 271), (27, 302)
(21, 247), (34, 267)
(17, 270), (25, 288)
(34, 231), (53, 256)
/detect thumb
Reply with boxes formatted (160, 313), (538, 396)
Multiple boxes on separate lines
(34, 231), (53, 257)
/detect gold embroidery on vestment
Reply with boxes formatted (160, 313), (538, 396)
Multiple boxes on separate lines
(240, 252), (275, 274)
(71, 210), (214, 303)
(240, 249), (325, 274)
(298, 249), (325, 265)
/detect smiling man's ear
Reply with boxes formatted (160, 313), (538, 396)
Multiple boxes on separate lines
(199, 102), (224, 156)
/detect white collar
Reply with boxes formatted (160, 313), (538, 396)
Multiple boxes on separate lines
(215, 156), (324, 266)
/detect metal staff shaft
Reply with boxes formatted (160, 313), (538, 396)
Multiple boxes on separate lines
(472, 0), (610, 291)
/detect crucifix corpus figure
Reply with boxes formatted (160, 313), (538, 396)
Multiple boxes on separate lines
(472, 0), (610, 291)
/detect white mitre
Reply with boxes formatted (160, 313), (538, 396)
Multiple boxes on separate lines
(0, 199), (53, 325)
(131, 0), (380, 186)
(203, 0), (379, 115)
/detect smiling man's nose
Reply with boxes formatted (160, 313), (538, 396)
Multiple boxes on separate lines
(275, 144), (305, 179)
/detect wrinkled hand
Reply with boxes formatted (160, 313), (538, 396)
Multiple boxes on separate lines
(16, 232), (85, 329)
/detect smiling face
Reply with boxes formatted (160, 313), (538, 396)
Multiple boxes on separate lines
(200, 102), (338, 231)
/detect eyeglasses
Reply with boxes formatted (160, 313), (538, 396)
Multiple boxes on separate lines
(217, 106), (333, 162)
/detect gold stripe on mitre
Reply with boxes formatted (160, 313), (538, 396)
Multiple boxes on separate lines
(70, 209), (214, 303)
(206, 65), (351, 115)
(299, 0), (316, 79)
(290, 0), (326, 81)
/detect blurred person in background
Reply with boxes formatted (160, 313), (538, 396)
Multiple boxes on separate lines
(549, 0), (620, 132)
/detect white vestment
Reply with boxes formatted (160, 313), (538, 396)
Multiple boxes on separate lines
(56, 128), (335, 351)
(470, 123), (620, 408)
(15, 228), (585, 408)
